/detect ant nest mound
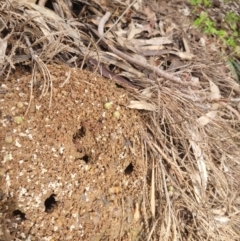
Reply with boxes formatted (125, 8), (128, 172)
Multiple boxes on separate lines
(0, 64), (145, 240)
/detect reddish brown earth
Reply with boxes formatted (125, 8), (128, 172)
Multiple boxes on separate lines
(0, 65), (145, 241)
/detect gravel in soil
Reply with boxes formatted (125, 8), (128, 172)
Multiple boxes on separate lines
(0, 65), (145, 241)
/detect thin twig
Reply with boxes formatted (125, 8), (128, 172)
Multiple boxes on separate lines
(109, 44), (198, 87)
(79, 30), (101, 74)
(118, 182), (124, 241)
(24, 35), (53, 108)
(59, 71), (71, 88)
(96, 0), (138, 45)
(24, 64), (35, 116)
(142, 137), (150, 234)
(159, 157), (172, 240)
(147, 218), (159, 241)
(218, 98), (240, 102)
(150, 158), (155, 218)
(98, 11), (112, 37)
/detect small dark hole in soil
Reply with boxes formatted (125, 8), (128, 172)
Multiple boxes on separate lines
(73, 126), (86, 140)
(12, 210), (26, 221)
(115, 83), (124, 89)
(98, 117), (104, 123)
(82, 154), (89, 163)
(44, 194), (58, 213)
(124, 163), (134, 174)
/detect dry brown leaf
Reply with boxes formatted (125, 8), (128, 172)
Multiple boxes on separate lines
(197, 79), (221, 125)
(140, 88), (153, 98)
(173, 51), (195, 60)
(197, 111), (218, 126)
(115, 29), (128, 38)
(0, 38), (7, 67)
(191, 76), (200, 85)
(190, 171), (202, 203)
(182, 37), (191, 54)
(89, 51), (144, 78)
(214, 216), (230, 227)
(180, 5), (191, 16)
(88, 16), (102, 26)
(128, 36), (172, 46)
(188, 126), (208, 203)
(128, 100), (156, 111)
(168, 55), (184, 70)
(131, 53), (148, 65)
(199, 37), (206, 47)
(25, 10), (54, 43)
(133, 0), (142, 11)
(211, 207), (227, 216)
(127, 21), (143, 40)
(209, 79), (221, 100)
(17, 1), (54, 18)
(18, 0), (36, 3)
(99, 0), (110, 7)
(133, 202), (140, 221)
(141, 23), (153, 33)
(158, 21), (165, 36)
(165, 22), (178, 34)
(143, 5), (156, 27)
(134, 45), (166, 56)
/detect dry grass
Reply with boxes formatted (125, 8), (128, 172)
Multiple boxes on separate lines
(140, 85), (240, 240)
(1, 0), (240, 240)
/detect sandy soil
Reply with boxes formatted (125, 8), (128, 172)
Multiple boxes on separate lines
(0, 64), (146, 241)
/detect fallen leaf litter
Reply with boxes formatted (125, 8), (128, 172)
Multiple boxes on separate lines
(0, 64), (145, 240)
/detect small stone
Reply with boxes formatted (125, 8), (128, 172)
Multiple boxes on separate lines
(14, 116), (23, 125)
(113, 111), (120, 119)
(6, 92), (14, 98)
(5, 135), (13, 144)
(3, 154), (12, 162)
(16, 102), (24, 109)
(104, 102), (112, 110)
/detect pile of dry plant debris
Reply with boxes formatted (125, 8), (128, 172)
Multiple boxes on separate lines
(1, 0), (240, 240)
